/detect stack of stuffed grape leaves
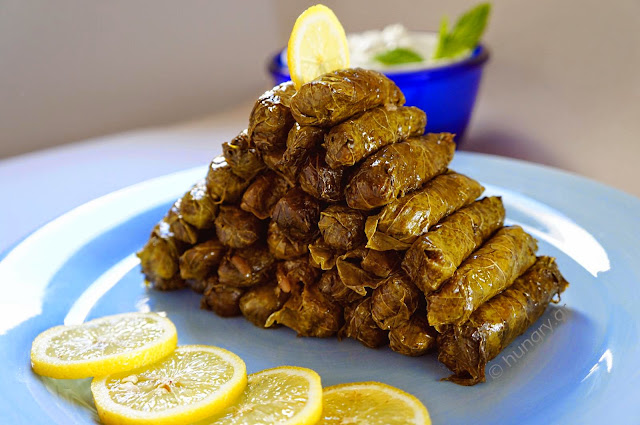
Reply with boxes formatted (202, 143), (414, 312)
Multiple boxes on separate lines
(137, 67), (569, 386)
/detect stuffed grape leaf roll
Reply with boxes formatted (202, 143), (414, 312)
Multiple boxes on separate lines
(317, 269), (364, 306)
(427, 226), (538, 328)
(438, 256), (569, 385)
(345, 133), (456, 210)
(261, 147), (286, 174)
(214, 206), (263, 249)
(318, 205), (366, 251)
(324, 105), (427, 168)
(248, 81), (296, 153)
(267, 221), (309, 260)
(137, 220), (186, 290)
(365, 172), (485, 251)
(222, 129), (265, 181)
(298, 152), (346, 202)
(340, 297), (389, 348)
(402, 196), (505, 294)
(275, 257), (320, 294)
(388, 313), (437, 357)
(179, 180), (218, 229)
(179, 238), (226, 283)
(217, 244), (275, 287)
(308, 237), (341, 270)
(200, 277), (244, 317)
(205, 156), (251, 204)
(275, 124), (325, 184)
(265, 284), (343, 338)
(240, 171), (290, 220)
(165, 200), (199, 245)
(370, 274), (422, 330)
(239, 283), (290, 328)
(360, 249), (403, 278)
(290, 68), (405, 127)
(271, 187), (321, 242)
(336, 256), (382, 296)
(335, 247), (403, 296)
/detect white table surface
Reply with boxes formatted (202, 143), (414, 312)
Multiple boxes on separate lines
(1, 100), (638, 256)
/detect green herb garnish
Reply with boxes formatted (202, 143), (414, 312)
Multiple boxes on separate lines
(433, 3), (491, 60)
(374, 47), (424, 66)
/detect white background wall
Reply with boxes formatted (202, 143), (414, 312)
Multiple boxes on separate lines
(1, 0), (639, 193)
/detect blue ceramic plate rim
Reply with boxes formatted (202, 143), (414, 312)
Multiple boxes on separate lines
(1, 152), (639, 424)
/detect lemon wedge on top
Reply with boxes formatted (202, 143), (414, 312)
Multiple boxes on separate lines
(287, 4), (350, 89)
(31, 312), (177, 380)
(318, 381), (431, 425)
(91, 345), (247, 425)
(198, 366), (322, 425)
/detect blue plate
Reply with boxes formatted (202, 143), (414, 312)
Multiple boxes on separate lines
(1, 152), (639, 424)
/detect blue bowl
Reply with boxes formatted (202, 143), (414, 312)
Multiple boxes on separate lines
(268, 44), (489, 144)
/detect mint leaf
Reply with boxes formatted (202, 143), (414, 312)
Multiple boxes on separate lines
(434, 3), (491, 60)
(374, 47), (424, 66)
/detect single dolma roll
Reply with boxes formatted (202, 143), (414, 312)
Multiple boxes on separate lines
(298, 152), (346, 202)
(427, 226), (538, 328)
(179, 238), (226, 282)
(345, 133), (456, 210)
(271, 187), (321, 242)
(248, 81), (297, 153)
(365, 171), (485, 251)
(402, 196), (505, 294)
(308, 237), (341, 270)
(438, 256), (569, 385)
(340, 297), (389, 348)
(275, 257), (320, 293)
(205, 156), (250, 204)
(222, 129), (265, 181)
(261, 147), (286, 173)
(290, 68), (405, 127)
(200, 277), (244, 317)
(324, 105), (427, 168)
(137, 220), (186, 290)
(266, 221), (309, 260)
(371, 274), (422, 330)
(266, 284), (343, 337)
(179, 180), (218, 229)
(318, 205), (366, 251)
(317, 269), (364, 306)
(336, 250), (383, 296)
(164, 200), (199, 245)
(335, 247), (403, 296)
(275, 124), (325, 184)
(240, 171), (290, 220)
(214, 206), (263, 249)
(239, 283), (289, 328)
(388, 313), (437, 357)
(360, 248), (402, 278)
(217, 244), (275, 287)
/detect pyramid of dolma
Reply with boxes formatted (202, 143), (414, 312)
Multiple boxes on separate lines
(137, 68), (569, 385)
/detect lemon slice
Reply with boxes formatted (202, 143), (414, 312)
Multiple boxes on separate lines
(91, 345), (247, 425)
(287, 4), (350, 89)
(318, 381), (431, 425)
(199, 366), (322, 425)
(31, 312), (177, 379)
